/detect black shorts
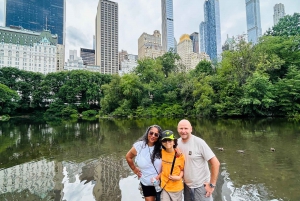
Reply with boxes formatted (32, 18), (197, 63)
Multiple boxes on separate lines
(140, 182), (156, 197)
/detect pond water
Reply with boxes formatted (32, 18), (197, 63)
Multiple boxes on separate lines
(0, 117), (299, 201)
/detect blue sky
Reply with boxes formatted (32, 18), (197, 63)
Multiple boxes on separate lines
(0, 0), (299, 59)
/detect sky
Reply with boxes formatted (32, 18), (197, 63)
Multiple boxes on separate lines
(0, 0), (299, 59)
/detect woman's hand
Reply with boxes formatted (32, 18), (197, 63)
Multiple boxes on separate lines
(133, 167), (142, 178)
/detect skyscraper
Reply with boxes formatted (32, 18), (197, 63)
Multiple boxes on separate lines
(273, 3), (285, 25)
(199, 22), (206, 53)
(4, 0), (66, 45)
(95, 0), (119, 74)
(161, 0), (175, 52)
(245, 0), (262, 44)
(190, 32), (199, 53)
(200, 0), (221, 61)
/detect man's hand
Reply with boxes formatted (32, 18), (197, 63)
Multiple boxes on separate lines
(204, 182), (214, 197)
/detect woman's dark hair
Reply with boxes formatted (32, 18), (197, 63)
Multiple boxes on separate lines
(137, 125), (162, 163)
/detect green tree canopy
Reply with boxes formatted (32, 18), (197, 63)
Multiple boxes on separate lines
(265, 13), (300, 37)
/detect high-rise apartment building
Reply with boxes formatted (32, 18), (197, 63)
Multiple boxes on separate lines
(200, 0), (221, 60)
(273, 3), (285, 25)
(245, 0), (262, 44)
(138, 30), (165, 59)
(0, 26), (58, 74)
(161, 0), (175, 52)
(190, 32), (199, 53)
(80, 48), (95, 65)
(4, 0), (66, 45)
(95, 0), (118, 74)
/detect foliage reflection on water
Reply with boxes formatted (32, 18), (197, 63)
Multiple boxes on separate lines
(0, 117), (299, 201)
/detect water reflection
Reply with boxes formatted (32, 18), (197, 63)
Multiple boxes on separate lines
(0, 118), (299, 200)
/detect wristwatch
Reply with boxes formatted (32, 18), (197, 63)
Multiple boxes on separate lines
(209, 183), (216, 188)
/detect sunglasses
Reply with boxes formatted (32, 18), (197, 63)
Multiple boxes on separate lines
(149, 131), (160, 138)
(162, 139), (173, 143)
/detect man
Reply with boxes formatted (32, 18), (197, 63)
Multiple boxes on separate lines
(177, 119), (220, 201)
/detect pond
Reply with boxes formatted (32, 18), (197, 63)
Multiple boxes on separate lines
(0, 117), (299, 201)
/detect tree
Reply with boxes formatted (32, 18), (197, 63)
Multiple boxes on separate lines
(0, 83), (19, 115)
(191, 60), (214, 77)
(265, 13), (300, 37)
(157, 49), (180, 77)
(239, 72), (276, 116)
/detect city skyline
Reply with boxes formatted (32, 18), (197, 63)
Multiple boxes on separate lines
(0, 0), (299, 59)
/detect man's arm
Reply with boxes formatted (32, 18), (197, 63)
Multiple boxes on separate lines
(209, 156), (220, 185)
(204, 156), (220, 197)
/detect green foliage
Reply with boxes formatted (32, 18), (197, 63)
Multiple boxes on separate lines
(191, 60), (214, 77)
(61, 107), (78, 118)
(157, 49), (180, 77)
(265, 13), (300, 37)
(0, 83), (19, 114)
(239, 72), (275, 116)
(274, 66), (300, 115)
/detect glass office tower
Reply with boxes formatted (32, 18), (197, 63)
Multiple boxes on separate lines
(201, 0), (221, 61)
(245, 0), (262, 44)
(161, 0), (175, 52)
(5, 0), (65, 45)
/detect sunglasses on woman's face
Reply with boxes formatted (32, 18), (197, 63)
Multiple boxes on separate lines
(148, 131), (159, 138)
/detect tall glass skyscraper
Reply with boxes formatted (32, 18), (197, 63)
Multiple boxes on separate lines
(161, 0), (175, 52)
(4, 0), (65, 45)
(200, 0), (221, 61)
(245, 0), (262, 44)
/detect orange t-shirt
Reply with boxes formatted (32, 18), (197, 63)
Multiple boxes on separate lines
(161, 149), (185, 192)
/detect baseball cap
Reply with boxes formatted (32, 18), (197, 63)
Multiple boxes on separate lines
(161, 130), (175, 140)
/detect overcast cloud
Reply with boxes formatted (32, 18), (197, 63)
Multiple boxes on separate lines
(0, 0), (299, 59)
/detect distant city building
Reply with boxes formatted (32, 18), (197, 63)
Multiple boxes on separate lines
(138, 30), (165, 59)
(199, 22), (206, 53)
(177, 34), (209, 72)
(0, 26), (58, 74)
(4, 0), (66, 45)
(64, 50), (85, 71)
(161, 0), (175, 52)
(56, 44), (65, 71)
(200, 0), (221, 61)
(190, 32), (199, 53)
(174, 38), (177, 53)
(222, 35), (235, 51)
(80, 48), (95, 65)
(273, 3), (285, 25)
(245, 0), (262, 44)
(95, 0), (119, 74)
(64, 50), (100, 72)
(119, 50), (138, 75)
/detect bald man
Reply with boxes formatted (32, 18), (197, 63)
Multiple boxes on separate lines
(177, 119), (220, 201)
